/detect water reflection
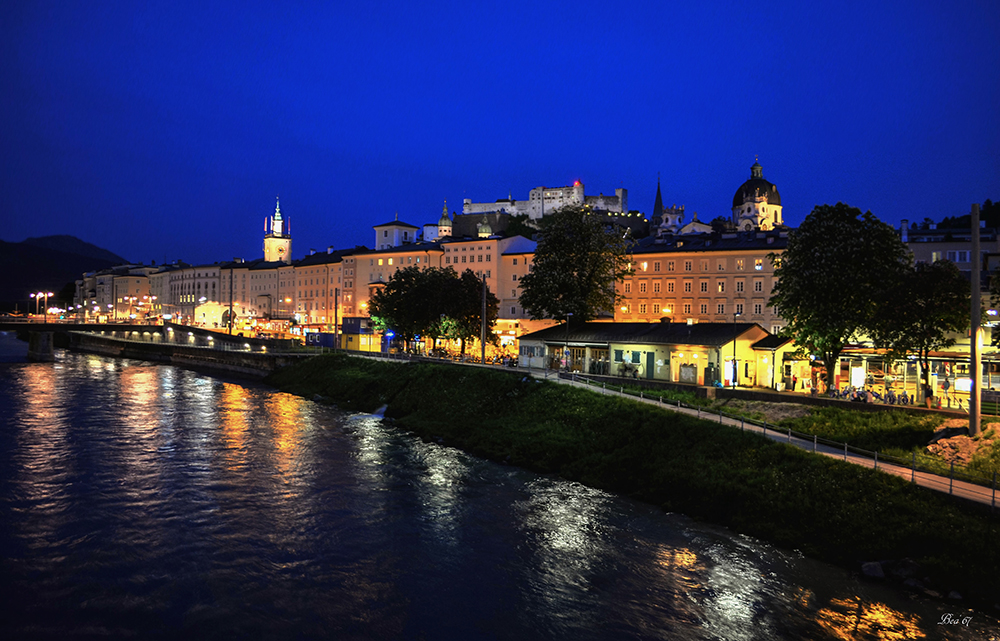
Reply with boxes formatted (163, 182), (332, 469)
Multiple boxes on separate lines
(817, 597), (926, 640)
(1, 353), (998, 640)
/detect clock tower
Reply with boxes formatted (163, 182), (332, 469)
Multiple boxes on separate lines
(264, 198), (292, 264)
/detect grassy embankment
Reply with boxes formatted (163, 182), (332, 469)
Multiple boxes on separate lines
(597, 379), (1000, 479)
(266, 353), (998, 604)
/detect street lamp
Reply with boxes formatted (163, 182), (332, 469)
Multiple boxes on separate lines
(564, 312), (573, 372)
(732, 311), (741, 388)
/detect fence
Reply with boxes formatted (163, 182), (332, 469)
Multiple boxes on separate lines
(566, 372), (999, 509)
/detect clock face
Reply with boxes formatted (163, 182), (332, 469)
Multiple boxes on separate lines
(277, 246), (286, 255)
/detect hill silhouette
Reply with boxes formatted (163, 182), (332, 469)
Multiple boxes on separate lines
(0, 236), (128, 312)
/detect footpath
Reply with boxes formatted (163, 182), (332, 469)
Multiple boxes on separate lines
(542, 371), (998, 509)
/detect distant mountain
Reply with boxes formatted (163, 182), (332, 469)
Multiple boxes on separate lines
(0, 236), (128, 311)
(20, 235), (127, 264)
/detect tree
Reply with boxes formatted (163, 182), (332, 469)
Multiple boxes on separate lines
(870, 260), (970, 394)
(439, 269), (499, 356)
(768, 203), (911, 392)
(367, 266), (498, 355)
(505, 214), (537, 239)
(517, 205), (633, 323)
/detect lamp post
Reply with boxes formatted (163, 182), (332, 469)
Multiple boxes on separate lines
(732, 312), (741, 388)
(564, 312), (573, 372)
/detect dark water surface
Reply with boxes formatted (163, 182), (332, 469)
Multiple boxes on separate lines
(0, 335), (996, 640)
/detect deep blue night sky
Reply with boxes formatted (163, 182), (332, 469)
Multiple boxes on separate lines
(2, 1), (998, 266)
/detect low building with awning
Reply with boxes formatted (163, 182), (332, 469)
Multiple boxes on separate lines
(518, 321), (779, 387)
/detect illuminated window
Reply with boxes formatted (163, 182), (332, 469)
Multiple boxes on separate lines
(388, 258), (393, 265)
(641, 262), (648, 272)
(668, 261), (675, 272)
(378, 259), (383, 266)
(736, 259), (745, 271)
(755, 259), (763, 271)
(717, 282), (725, 293)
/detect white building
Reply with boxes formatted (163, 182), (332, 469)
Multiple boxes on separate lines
(463, 181), (628, 220)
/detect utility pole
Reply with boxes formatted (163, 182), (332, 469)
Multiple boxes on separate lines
(971, 203), (982, 436)
(481, 274), (487, 365)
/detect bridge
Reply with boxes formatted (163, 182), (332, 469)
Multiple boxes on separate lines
(0, 320), (298, 366)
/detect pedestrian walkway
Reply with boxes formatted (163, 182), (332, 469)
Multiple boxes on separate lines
(545, 372), (998, 509)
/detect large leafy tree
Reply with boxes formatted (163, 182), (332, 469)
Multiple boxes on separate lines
(870, 260), (970, 393)
(438, 269), (499, 356)
(367, 266), (498, 354)
(768, 203), (911, 392)
(517, 205), (633, 323)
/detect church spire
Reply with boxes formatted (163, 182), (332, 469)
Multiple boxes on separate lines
(652, 173), (664, 222)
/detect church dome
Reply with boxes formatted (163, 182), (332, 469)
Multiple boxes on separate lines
(438, 201), (451, 227)
(732, 161), (781, 208)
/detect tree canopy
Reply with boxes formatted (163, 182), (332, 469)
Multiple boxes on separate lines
(367, 266), (498, 354)
(517, 205), (633, 323)
(768, 202), (911, 391)
(870, 260), (970, 390)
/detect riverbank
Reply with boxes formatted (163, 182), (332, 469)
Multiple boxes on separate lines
(265, 353), (999, 611)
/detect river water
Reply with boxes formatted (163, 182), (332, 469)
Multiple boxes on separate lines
(0, 332), (996, 640)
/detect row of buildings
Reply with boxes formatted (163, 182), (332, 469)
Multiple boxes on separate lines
(73, 162), (994, 391)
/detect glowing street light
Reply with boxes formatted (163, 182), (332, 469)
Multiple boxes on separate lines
(30, 291), (54, 321)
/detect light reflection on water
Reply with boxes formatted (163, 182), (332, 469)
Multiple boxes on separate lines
(0, 347), (996, 640)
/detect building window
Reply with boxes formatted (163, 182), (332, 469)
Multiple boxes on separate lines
(754, 280), (763, 292)
(772, 325), (782, 334)
(701, 260), (708, 271)
(684, 282), (692, 293)
(511, 306), (517, 315)
(717, 304), (726, 314)
(624, 282), (631, 294)
(736, 303), (744, 315)
(653, 282), (660, 294)
(754, 303), (762, 314)
(736, 259), (744, 271)
(513, 258), (518, 265)
(755, 258), (763, 271)
(512, 289), (517, 297)
(653, 261), (661, 272)
(700, 281), (708, 293)
(624, 304), (631, 314)
(639, 303), (647, 314)
(668, 261), (675, 272)
(667, 282), (674, 293)
(718, 261), (725, 271)
(512, 275), (518, 281)
(683, 303), (691, 314)
(717, 282), (725, 293)
(639, 282), (647, 293)
(736, 281), (744, 293)
(684, 261), (692, 271)
(653, 303), (660, 314)
(700, 303), (707, 314)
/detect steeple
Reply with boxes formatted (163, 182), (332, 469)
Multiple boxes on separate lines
(652, 173), (664, 223)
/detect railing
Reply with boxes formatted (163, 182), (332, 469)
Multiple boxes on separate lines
(565, 372), (999, 507)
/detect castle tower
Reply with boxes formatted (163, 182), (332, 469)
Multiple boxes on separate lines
(264, 197), (292, 264)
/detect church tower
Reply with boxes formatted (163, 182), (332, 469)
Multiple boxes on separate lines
(263, 197), (292, 264)
(731, 159), (782, 231)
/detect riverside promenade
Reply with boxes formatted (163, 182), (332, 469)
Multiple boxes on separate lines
(542, 371), (998, 509)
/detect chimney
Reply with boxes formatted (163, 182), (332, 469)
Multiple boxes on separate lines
(327, 246), (335, 254)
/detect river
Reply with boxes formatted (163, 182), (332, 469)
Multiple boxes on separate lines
(0, 332), (995, 640)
